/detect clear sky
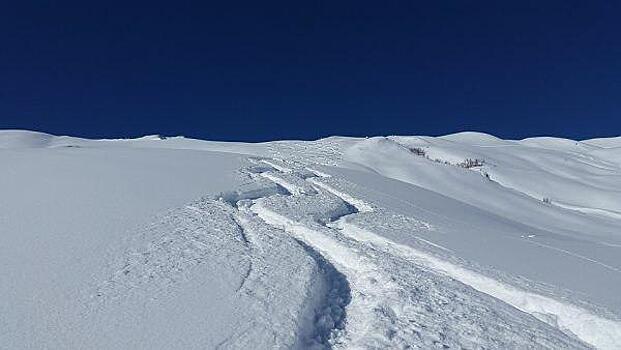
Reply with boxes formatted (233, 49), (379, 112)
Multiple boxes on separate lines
(1, 1), (619, 141)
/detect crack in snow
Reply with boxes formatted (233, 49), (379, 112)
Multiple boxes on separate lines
(306, 177), (374, 213)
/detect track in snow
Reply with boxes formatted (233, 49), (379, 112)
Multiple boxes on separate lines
(240, 157), (595, 349)
(89, 161), (349, 349)
(90, 155), (620, 349)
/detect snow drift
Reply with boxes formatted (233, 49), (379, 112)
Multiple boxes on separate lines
(2, 130), (620, 349)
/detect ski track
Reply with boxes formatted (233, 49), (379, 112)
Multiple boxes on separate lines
(246, 157), (621, 349)
(260, 158), (293, 173)
(218, 201), (349, 349)
(333, 220), (621, 349)
(90, 163), (350, 349)
(306, 177), (374, 213)
(91, 155), (620, 349)
(522, 239), (621, 273)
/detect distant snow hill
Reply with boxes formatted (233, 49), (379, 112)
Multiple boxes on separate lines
(2, 129), (621, 349)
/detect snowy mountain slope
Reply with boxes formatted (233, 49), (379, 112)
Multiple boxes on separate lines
(582, 136), (621, 148)
(2, 130), (621, 349)
(0, 145), (251, 348)
(387, 133), (621, 216)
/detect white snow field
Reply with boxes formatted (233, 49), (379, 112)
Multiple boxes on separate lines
(2, 130), (621, 349)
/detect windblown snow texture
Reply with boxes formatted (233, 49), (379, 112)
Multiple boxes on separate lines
(2, 130), (621, 349)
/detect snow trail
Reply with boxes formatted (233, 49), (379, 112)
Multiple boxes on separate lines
(247, 158), (591, 349)
(221, 202), (350, 349)
(334, 218), (621, 349)
(307, 177), (374, 212)
(306, 175), (621, 349)
(251, 203), (403, 347)
(95, 155), (616, 349)
(219, 162), (352, 349)
(260, 171), (317, 196)
(260, 158), (293, 173)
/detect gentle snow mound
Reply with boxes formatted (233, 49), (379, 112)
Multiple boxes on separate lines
(0, 130), (55, 148)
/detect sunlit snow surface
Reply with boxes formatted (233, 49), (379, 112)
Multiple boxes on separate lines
(2, 130), (621, 349)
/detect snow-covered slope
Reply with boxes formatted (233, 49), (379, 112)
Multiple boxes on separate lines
(2, 130), (620, 349)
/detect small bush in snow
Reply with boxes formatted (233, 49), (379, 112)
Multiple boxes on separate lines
(459, 158), (485, 168)
(408, 147), (426, 156)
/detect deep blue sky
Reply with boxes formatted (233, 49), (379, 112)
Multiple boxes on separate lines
(1, 1), (619, 141)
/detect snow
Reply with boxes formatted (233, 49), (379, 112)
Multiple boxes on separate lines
(307, 177), (374, 213)
(334, 220), (621, 349)
(2, 129), (621, 349)
(251, 169), (588, 349)
(439, 131), (510, 145)
(582, 136), (621, 148)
